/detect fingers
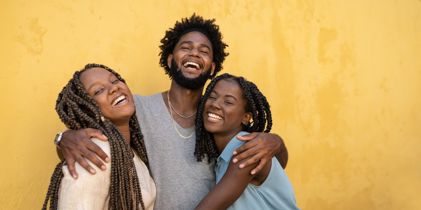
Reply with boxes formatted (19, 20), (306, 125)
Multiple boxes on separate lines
(237, 149), (267, 168)
(238, 152), (262, 168)
(85, 128), (108, 141)
(86, 141), (110, 164)
(66, 158), (78, 179)
(250, 157), (269, 175)
(59, 128), (108, 178)
(236, 132), (258, 141)
(74, 149), (97, 175)
(232, 141), (258, 162)
(232, 141), (257, 155)
(84, 151), (107, 171)
(62, 150), (78, 179)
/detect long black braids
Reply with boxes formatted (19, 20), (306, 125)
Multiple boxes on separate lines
(42, 63), (148, 210)
(194, 73), (272, 162)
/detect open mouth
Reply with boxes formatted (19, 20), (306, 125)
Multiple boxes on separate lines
(183, 61), (201, 71)
(207, 112), (223, 121)
(112, 95), (127, 106)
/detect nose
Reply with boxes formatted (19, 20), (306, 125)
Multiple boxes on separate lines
(189, 47), (200, 57)
(209, 98), (221, 109)
(109, 83), (119, 94)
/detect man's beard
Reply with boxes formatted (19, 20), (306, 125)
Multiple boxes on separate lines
(168, 58), (211, 90)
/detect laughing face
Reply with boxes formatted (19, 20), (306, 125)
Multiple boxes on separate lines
(80, 67), (135, 125)
(167, 31), (216, 89)
(203, 79), (252, 138)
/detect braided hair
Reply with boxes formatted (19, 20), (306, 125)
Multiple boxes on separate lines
(194, 73), (272, 162)
(159, 13), (229, 78)
(42, 64), (149, 210)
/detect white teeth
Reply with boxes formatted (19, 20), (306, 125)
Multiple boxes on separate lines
(208, 112), (222, 120)
(184, 61), (200, 69)
(112, 95), (126, 106)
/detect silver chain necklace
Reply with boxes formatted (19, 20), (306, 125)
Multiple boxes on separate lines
(167, 92), (194, 139)
(167, 92), (197, 119)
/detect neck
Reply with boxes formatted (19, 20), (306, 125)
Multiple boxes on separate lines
(114, 122), (131, 144)
(168, 80), (204, 112)
(213, 127), (243, 153)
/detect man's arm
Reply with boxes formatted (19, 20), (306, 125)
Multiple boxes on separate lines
(233, 133), (288, 175)
(57, 128), (109, 178)
(275, 135), (288, 168)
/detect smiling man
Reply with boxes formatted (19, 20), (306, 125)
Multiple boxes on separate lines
(56, 14), (288, 210)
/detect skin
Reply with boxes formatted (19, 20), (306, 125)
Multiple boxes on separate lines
(196, 80), (273, 210)
(80, 67), (134, 142)
(164, 31), (215, 128)
(58, 31), (286, 179)
(59, 68), (134, 177)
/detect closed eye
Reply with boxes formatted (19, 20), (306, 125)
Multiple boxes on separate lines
(224, 100), (234, 105)
(208, 95), (216, 100)
(180, 45), (191, 50)
(94, 88), (104, 96)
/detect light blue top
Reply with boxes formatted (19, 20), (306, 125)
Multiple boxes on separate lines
(215, 131), (300, 210)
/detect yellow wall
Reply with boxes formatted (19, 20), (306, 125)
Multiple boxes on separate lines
(1, 0), (420, 209)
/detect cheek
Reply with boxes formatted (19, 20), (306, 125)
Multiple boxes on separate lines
(230, 109), (247, 125)
(94, 97), (110, 115)
(204, 57), (213, 66)
(204, 101), (211, 110)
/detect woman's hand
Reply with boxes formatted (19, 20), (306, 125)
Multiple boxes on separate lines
(58, 128), (109, 179)
(233, 133), (288, 175)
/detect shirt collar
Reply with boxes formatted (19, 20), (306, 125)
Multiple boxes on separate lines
(218, 131), (249, 162)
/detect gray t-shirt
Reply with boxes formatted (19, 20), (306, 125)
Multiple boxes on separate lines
(134, 93), (215, 210)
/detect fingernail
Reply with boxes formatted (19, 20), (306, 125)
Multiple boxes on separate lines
(105, 157), (110, 163)
(102, 135), (108, 139)
(72, 174), (78, 179)
(101, 165), (106, 170)
(232, 158), (238, 163)
(90, 169), (96, 174)
(239, 164), (244, 168)
(251, 170), (256, 175)
(233, 151), (237, 155)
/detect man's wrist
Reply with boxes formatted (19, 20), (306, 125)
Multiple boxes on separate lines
(54, 132), (64, 147)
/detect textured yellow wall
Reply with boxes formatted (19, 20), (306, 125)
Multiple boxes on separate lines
(1, 0), (420, 209)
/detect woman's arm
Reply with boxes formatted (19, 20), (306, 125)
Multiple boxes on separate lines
(195, 159), (258, 210)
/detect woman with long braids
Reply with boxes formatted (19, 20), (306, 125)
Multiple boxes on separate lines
(195, 73), (299, 210)
(42, 64), (156, 210)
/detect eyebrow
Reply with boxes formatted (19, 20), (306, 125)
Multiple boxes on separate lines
(85, 72), (116, 93)
(211, 90), (238, 101)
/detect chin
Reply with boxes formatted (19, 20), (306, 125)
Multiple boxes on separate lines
(204, 124), (221, 134)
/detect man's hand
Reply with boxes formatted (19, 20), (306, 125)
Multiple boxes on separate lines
(58, 128), (109, 179)
(232, 132), (288, 175)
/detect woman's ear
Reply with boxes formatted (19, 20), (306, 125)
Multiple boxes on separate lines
(242, 112), (252, 126)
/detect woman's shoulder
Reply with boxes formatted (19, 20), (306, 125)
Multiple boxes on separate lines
(61, 138), (111, 181)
